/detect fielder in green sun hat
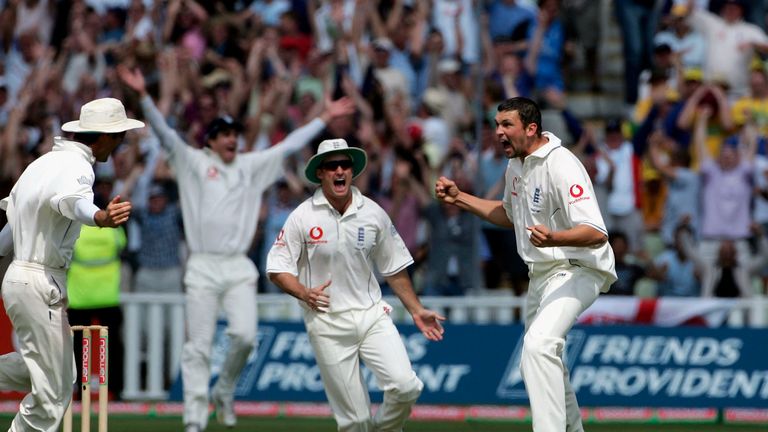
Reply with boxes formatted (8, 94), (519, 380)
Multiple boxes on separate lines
(304, 138), (367, 184)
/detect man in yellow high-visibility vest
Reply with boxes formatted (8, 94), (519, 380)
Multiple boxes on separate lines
(67, 217), (126, 400)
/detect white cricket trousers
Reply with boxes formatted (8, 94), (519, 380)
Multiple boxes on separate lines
(181, 254), (257, 429)
(0, 261), (75, 432)
(522, 261), (607, 432)
(305, 301), (423, 432)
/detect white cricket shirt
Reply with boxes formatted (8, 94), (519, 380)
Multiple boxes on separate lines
(502, 132), (617, 283)
(141, 96), (325, 256)
(266, 187), (413, 313)
(0, 137), (96, 269)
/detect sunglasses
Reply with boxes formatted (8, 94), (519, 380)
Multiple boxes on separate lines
(321, 160), (353, 171)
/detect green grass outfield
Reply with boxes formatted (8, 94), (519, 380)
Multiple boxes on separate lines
(3, 416), (763, 432)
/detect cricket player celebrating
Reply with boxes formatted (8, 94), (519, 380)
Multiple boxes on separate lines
(118, 66), (355, 432)
(267, 139), (446, 432)
(0, 98), (142, 431)
(436, 97), (616, 431)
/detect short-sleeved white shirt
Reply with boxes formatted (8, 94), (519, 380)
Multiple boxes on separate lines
(266, 187), (413, 313)
(502, 132), (617, 284)
(1, 137), (96, 269)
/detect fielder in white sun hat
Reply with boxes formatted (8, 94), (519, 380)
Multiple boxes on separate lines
(62, 98), (144, 133)
(304, 138), (367, 184)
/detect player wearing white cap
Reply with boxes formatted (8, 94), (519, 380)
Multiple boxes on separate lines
(436, 97), (616, 432)
(0, 98), (143, 431)
(267, 139), (446, 432)
(118, 66), (355, 432)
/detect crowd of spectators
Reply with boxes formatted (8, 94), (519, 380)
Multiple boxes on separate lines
(2, 0), (768, 300)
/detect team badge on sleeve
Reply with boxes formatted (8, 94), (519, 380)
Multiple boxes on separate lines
(390, 223), (399, 237)
(77, 175), (94, 186)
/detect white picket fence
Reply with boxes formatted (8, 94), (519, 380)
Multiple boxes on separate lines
(119, 293), (768, 400)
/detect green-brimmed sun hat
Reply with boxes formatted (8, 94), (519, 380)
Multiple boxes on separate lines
(304, 139), (367, 184)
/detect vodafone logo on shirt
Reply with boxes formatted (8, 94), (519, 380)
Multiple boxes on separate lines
(309, 227), (323, 239)
(207, 166), (219, 179)
(307, 227), (327, 244)
(568, 184), (590, 205)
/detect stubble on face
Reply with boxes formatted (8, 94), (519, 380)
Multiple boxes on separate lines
(495, 110), (526, 160)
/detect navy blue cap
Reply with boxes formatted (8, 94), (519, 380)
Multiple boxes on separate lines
(605, 118), (623, 133)
(205, 116), (243, 142)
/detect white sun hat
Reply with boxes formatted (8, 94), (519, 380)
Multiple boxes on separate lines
(62, 98), (145, 133)
(304, 139), (367, 184)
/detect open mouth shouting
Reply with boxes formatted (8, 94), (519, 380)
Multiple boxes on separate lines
(333, 176), (348, 193)
(209, 129), (240, 163)
(318, 155), (356, 204)
(499, 135), (515, 157)
(222, 143), (237, 160)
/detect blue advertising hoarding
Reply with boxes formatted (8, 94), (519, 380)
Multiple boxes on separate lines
(169, 322), (768, 408)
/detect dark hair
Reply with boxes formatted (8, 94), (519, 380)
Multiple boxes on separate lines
(497, 97), (542, 137)
(205, 116), (242, 142)
(72, 132), (122, 144)
(653, 43), (672, 56)
(719, 0), (747, 13)
(72, 132), (99, 144)
(671, 148), (692, 167)
(605, 118), (623, 134)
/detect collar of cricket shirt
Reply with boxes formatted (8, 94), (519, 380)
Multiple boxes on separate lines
(312, 186), (364, 216)
(52, 136), (96, 165)
(528, 131), (562, 160)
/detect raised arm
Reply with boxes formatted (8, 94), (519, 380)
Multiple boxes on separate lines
(162, 0), (182, 43)
(435, 176), (514, 228)
(676, 84), (709, 130)
(118, 65), (187, 157)
(258, 96), (355, 157)
(709, 85), (733, 131)
(453, 4), (464, 61)
(648, 131), (679, 180)
(524, 9), (549, 76)
(409, 0), (429, 59)
(156, 49), (180, 117)
(692, 105), (713, 163)
(362, 0), (386, 40)
(740, 119), (759, 162)
(1, 85), (32, 180)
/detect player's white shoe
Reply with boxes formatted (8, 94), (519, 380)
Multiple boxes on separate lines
(184, 423), (201, 432)
(212, 392), (237, 428)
